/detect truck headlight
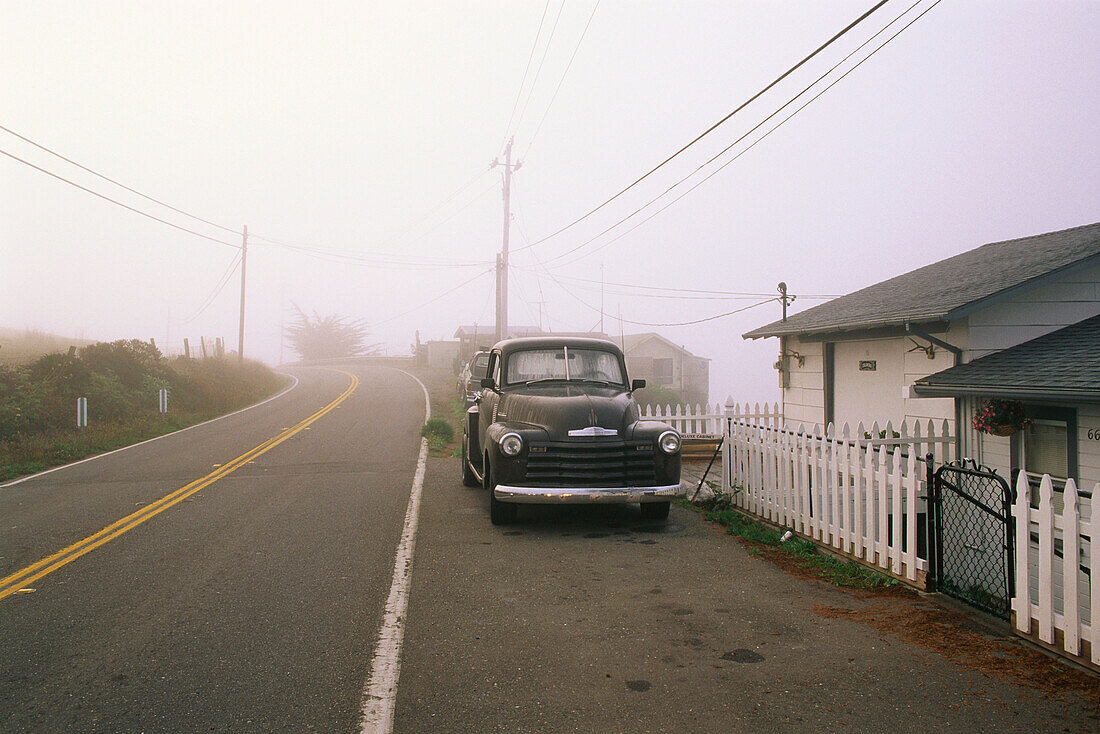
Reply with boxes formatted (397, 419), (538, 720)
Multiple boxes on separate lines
(658, 431), (681, 454)
(500, 432), (524, 456)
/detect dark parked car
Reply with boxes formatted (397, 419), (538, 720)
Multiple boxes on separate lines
(458, 350), (491, 406)
(461, 337), (681, 525)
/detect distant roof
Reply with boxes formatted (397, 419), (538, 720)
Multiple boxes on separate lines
(744, 222), (1100, 339)
(454, 325), (541, 339)
(621, 332), (709, 360)
(912, 314), (1100, 403)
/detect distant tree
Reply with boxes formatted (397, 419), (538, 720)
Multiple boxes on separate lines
(284, 305), (380, 361)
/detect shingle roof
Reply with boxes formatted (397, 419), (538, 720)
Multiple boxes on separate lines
(621, 332), (708, 359)
(912, 314), (1100, 402)
(743, 222), (1100, 339)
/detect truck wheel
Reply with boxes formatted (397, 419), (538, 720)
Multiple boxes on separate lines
(486, 462), (517, 525)
(640, 501), (670, 521)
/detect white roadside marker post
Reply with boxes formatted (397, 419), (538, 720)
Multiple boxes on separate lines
(76, 397), (88, 434)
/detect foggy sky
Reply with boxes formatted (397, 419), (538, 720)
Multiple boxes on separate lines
(2, 1), (1098, 404)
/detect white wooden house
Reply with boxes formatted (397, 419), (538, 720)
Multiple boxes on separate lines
(741, 220), (1100, 670)
(742, 222), (1100, 451)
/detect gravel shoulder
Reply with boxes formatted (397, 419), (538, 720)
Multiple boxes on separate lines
(394, 455), (1100, 733)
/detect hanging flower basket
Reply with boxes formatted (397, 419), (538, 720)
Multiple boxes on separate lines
(972, 398), (1031, 436)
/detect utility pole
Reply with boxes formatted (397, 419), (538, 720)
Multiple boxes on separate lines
(238, 225), (248, 363)
(495, 253), (503, 342)
(777, 281), (796, 390)
(491, 139), (521, 343)
(777, 281), (794, 321)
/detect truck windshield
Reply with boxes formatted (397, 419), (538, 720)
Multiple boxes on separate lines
(505, 347), (624, 385)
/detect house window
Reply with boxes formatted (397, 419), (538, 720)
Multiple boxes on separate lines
(1023, 419), (1068, 482)
(1013, 406), (1078, 504)
(653, 358), (673, 386)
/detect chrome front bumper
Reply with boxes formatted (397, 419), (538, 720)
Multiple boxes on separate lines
(493, 484), (682, 504)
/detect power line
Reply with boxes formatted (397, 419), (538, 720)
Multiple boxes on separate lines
(181, 251), (243, 324)
(0, 147), (241, 250)
(512, 0), (890, 254)
(523, 0), (601, 157)
(512, 0), (568, 141)
(545, 264), (778, 327)
(504, 0), (553, 140)
(510, 178), (842, 302)
(249, 174), (499, 267)
(514, 264), (840, 299)
(369, 268), (495, 327)
(541, 0), (934, 268)
(0, 124), (241, 236)
(251, 238), (490, 270)
(511, 190), (784, 326)
(370, 167), (494, 251)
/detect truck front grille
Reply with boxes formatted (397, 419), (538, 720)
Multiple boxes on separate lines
(524, 441), (656, 487)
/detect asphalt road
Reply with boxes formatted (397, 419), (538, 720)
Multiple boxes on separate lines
(2, 365), (1097, 732)
(0, 365), (424, 732)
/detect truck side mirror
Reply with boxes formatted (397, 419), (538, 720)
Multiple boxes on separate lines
(631, 379), (646, 391)
(480, 377), (495, 389)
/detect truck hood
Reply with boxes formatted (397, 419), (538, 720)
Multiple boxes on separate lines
(498, 384), (640, 440)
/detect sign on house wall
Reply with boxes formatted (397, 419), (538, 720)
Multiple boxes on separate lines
(834, 339), (906, 427)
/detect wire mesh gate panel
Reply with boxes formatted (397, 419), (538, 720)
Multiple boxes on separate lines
(931, 460), (1015, 619)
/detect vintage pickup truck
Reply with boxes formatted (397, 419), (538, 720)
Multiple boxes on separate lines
(461, 336), (682, 525)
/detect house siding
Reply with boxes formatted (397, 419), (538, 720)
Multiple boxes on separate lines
(967, 262), (1100, 359)
(904, 320), (968, 429)
(781, 324), (964, 432)
(780, 337), (824, 429)
(833, 337), (906, 428)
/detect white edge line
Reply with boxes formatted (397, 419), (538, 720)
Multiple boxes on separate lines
(0, 372), (301, 489)
(360, 369), (430, 734)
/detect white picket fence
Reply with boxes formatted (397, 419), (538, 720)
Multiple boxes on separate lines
(659, 402), (1099, 669)
(1013, 471), (1098, 667)
(722, 411), (956, 585)
(641, 402), (730, 438)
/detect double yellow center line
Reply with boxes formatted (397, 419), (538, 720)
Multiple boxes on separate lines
(0, 369), (359, 602)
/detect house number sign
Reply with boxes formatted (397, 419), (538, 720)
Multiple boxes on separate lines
(1088, 428), (1100, 441)
(858, 360), (877, 371)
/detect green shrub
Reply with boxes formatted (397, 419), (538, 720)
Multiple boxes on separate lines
(0, 366), (41, 439)
(0, 342), (286, 480)
(421, 417), (454, 443)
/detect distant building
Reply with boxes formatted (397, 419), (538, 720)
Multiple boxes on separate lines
(621, 333), (710, 406)
(423, 340), (461, 371)
(454, 325), (541, 360)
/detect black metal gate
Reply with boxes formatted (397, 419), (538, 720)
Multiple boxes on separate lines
(929, 459), (1015, 619)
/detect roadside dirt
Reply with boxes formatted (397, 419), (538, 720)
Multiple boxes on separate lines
(812, 600), (1100, 707)
(729, 531), (1100, 708)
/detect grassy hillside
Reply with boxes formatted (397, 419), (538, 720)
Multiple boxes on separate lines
(0, 338), (286, 481)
